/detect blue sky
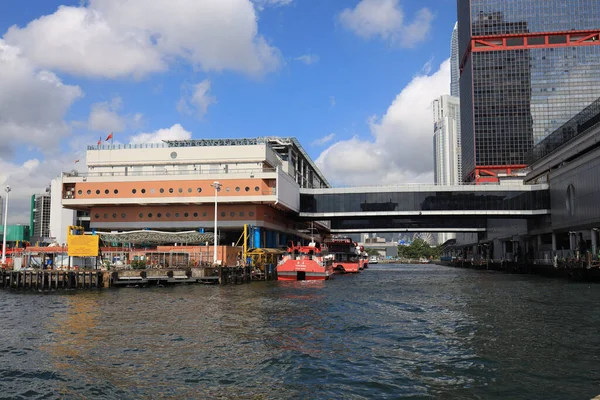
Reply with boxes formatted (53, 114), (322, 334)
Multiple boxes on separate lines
(0, 0), (457, 221)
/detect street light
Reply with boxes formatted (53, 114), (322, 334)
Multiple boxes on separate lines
(211, 181), (222, 265)
(1, 185), (11, 264)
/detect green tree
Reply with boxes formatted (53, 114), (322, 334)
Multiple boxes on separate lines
(397, 239), (441, 260)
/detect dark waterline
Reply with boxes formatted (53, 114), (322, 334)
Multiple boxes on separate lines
(1, 264), (599, 399)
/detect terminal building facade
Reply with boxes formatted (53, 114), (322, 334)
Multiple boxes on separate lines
(61, 138), (330, 248)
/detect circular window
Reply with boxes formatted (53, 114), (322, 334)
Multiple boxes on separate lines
(175, 212), (180, 218)
(255, 186), (260, 192)
(96, 189), (100, 195)
(169, 188), (174, 193)
(87, 190), (91, 195)
(235, 187), (240, 192)
(121, 213), (126, 219)
(245, 187), (250, 192)
(203, 212), (207, 217)
(132, 189), (137, 194)
(77, 190), (82, 195)
(230, 212), (235, 217)
(166, 213), (171, 218)
(226, 187), (231, 192)
(178, 188), (183, 193)
(197, 188), (202, 193)
(157, 213), (162, 218)
(105, 189), (109, 194)
(112, 213), (117, 219)
(160, 188), (165, 193)
(141, 189), (146, 194)
(188, 188), (192, 193)
(103, 213), (108, 219)
(221, 211), (226, 217)
(240, 212), (245, 217)
(249, 212), (255, 217)
(170, 151), (178, 159)
(139, 213), (143, 218)
(94, 214), (100, 219)
(193, 212), (198, 218)
(150, 188), (155, 194)
(114, 189), (119, 194)
(566, 184), (576, 216)
(184, 212), (189, 218)
(148, 213), (153, 218)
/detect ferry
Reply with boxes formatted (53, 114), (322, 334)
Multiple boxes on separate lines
(326, 237), (361, 274)
(277, 241), (334, 281)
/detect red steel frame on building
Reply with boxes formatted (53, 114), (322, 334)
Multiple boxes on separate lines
(460, 29), (600, 183)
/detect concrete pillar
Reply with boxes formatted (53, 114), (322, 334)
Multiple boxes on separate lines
(592, 229), (598, 257)
(502, 241), (507, 256)
(551, 232), (557, 252)
(569, 232), (576, 251)
(537, 235), (542, 252)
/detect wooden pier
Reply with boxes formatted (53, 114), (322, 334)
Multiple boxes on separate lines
(1, 270), (106, 291)
(0, 266), (277, 292)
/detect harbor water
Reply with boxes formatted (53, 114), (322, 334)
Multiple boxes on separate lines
(1, 264), (599, 399)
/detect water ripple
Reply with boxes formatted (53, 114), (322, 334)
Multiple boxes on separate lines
(0, 265), (599, 399)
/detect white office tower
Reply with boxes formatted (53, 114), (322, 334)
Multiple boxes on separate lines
(433, 95), (461, 185)
(450, 22), (460, 98)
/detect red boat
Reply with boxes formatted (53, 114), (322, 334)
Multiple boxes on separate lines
(325, 237), (361, 274)
(277, 241), (334, 281)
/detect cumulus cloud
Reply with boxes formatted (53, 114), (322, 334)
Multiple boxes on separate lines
(88, 97), (126, 133)
(177, 80), (216, 118)
(0, 157), (77, 224)
(339, 0), (433, 47)
(129, 124), (192, 144)
(295, 54), (319, 65)
(316, 59), (450, 186)
(312, 133), (336, 146)
(0, 39), (83, 155)
(4, 0), (281, 78)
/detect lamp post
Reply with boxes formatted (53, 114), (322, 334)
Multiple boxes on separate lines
(1, 185), (11, 264)
(211, 181), (222, 265)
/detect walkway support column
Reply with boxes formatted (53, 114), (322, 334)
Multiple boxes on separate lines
(592, 229), (598, 258)
(569, 232), (576, 251)
(552, 232), (557, 252)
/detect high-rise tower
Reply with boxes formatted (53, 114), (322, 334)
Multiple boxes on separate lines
(457, 0), (600, 183)
(450, 22), (460, 98)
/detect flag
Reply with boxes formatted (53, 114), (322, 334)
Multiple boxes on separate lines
(105, 133), (113, 141)
(97, 137), (101, 146)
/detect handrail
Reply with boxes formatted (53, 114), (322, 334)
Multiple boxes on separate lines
(63, 167), (278, 178)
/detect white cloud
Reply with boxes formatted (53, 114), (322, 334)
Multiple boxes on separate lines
(339, 0), (433, 47)
(88, 97), (126, 133)
(0, 39), (83, 156)
(316, 59), (450, 186)
(312, 133), (336, 146)
(177, 80), (216, 118)
(295, 54), (319, 65)
(4, 0), (281, 78)
(253, 0), (293, 10)
(129, 124), (192, 144)
(0, 157), (75, 224)
(330, 96), (336, 107)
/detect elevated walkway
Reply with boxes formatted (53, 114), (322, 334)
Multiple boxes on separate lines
(299, 184), (549, 232)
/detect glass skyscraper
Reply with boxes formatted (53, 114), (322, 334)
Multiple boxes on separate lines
(457, 0), (600, 183)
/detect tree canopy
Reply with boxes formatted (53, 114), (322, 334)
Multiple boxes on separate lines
(397, 238), (441, 260)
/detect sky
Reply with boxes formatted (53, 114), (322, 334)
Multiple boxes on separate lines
(0, 0), (457, 223)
